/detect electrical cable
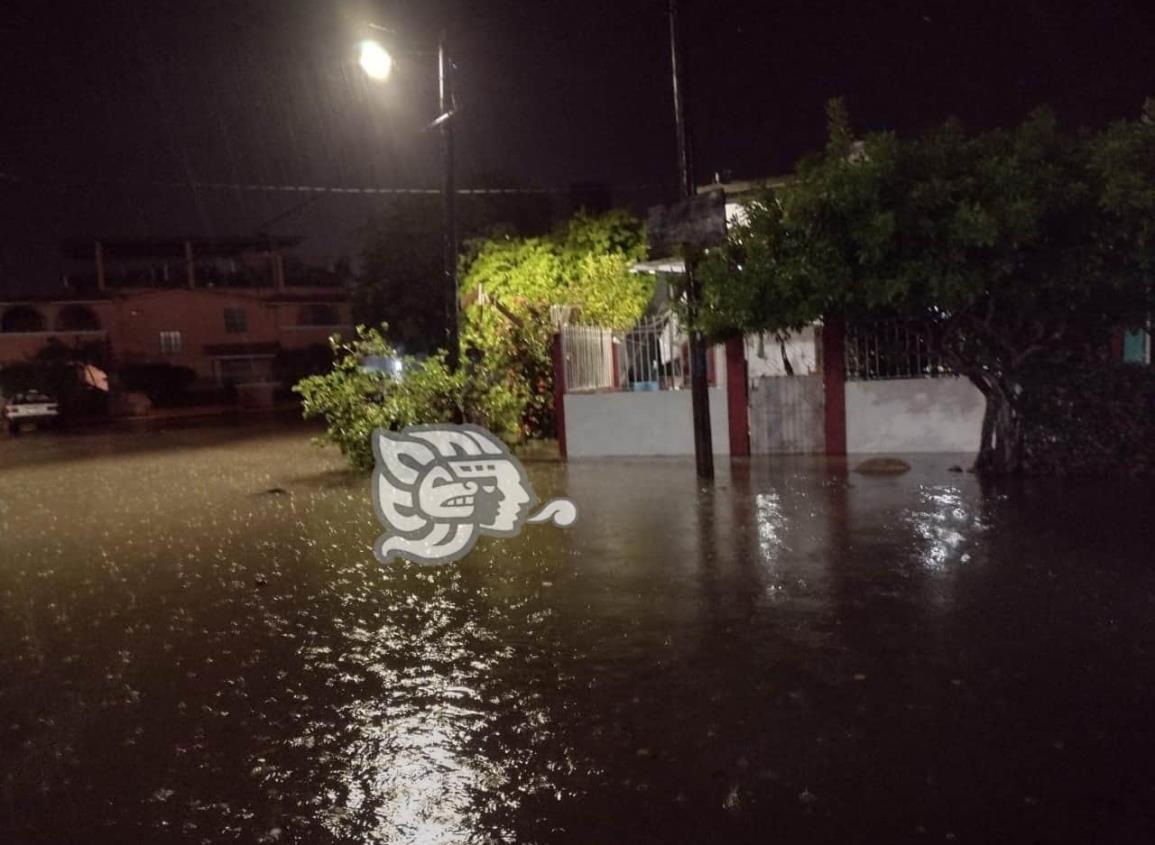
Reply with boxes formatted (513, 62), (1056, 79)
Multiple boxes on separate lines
(0, 169), (671, 197)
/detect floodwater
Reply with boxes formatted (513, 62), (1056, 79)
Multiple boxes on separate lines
(2, 422), (1154, 844)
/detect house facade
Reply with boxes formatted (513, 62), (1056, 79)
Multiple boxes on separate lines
(552, 177), (1154, 460)
(557, 208), (1004, 458)
(0, 236), (352, 387)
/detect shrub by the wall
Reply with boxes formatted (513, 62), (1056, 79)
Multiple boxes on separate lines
(1020, 363), (1155, 476)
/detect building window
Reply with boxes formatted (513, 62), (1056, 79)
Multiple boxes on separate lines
(224, 307), (248, 334)
(159, 331), (182, 355)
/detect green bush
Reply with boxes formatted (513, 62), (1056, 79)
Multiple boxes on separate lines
(1020, 362), (1155, 476)
(294, 326), (526, 472)
(457, 210), (651, 439)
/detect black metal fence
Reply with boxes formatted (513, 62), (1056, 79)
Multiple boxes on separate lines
(844, 319), (951, 380)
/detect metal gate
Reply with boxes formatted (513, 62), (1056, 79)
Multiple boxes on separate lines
(748, 374), (826, 454)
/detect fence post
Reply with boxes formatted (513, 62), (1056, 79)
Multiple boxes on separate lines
(822, 320), (847, 456)
(551, 331), (567, 460)
(725, 337), (750, 456)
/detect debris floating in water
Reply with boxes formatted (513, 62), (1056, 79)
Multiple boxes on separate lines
(854, 457), (912, 475)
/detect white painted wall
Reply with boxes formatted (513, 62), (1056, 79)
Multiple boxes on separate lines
(745, 327), (820, 378)
(565, 388), (730, 457)
(845, 377), (986, 454)
(725, 201), (748, 227)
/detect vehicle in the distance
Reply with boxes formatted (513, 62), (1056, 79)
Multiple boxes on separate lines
(1, 391), (59, 434)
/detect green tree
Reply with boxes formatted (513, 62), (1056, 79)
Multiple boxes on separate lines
(294, 326), (523, 472)
(354, 183), (555, 355)
(697, 101), (1155, 474)
(460, 210), (651, 436)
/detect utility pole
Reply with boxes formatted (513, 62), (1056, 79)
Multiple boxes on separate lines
(668, 0), (714, 480)
(439, 30), (460, 372)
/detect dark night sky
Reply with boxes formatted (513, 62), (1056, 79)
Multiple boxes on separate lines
(3, 0), (1155, 291)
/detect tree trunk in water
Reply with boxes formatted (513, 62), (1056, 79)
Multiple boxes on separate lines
(974, 382), (1024, 474)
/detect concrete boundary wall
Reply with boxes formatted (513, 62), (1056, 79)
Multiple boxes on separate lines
(564, 388), (730, 457)
(845, 377), (986, 454)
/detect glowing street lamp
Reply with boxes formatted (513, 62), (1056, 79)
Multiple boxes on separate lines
(358, 40), (394, 82)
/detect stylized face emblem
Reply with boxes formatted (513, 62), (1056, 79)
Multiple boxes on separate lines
(371, 424), (576, 565)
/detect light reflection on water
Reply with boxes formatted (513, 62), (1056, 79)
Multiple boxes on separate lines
(315, 615), (527, 844)
(754, 492), (785, 564)
(907, 485), (982, 572)
(2, 426), (1155, 844)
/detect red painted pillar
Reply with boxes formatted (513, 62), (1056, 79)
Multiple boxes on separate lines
(611, 339), (621, 390)
(551, 332), (567, 460)
(822, 320), (847, 456)
(725, 337), (749, 456)
(1109, 327), (1124, 362)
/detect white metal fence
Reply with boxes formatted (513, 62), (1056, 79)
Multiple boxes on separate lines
(561, 317), (693, 393)
(561, 325), (615, 392)
(619, 316), (689, 390)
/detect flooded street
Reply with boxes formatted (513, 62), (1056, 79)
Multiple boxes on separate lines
(2, 422), (1154, 844)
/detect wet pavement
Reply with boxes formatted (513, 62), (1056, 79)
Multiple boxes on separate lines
(1, 421), (1154, 844)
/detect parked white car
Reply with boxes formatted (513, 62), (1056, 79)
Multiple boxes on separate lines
(2, 391), (59, 433)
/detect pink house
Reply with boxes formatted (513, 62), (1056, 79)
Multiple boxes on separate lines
(0, 236), (352, 387)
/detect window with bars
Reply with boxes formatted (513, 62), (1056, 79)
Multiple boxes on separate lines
(159, 330), (182, 355)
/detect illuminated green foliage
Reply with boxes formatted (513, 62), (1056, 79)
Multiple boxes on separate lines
(458, 210), (651, 439)
(294, 326), (522, 472)
(297, 212), (652, 470)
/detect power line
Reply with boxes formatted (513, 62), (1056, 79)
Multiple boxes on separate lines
(0, 169), (671, 197)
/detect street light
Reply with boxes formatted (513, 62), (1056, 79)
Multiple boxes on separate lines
(358, 40), (394, 81)
(358, 32), (460, 373)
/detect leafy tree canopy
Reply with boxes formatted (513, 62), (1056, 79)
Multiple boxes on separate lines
(701, 99), (1155, 341)
(461, 209), (650, 330)
(459, 209), (651, 439)
(697, 99), (1155, 471)
(355, 182), (555, 355)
